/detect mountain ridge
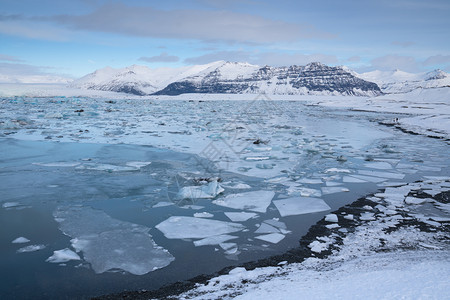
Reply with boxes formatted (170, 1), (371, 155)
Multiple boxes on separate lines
(70, 61), (449, 96)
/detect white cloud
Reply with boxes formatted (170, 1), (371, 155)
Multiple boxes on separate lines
(423, 54), (450, 66)
(51, 3), (333, 43)
(139, 53), (180, 63)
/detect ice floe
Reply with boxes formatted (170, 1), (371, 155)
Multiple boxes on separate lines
(255, 233), (285, 244)
(193, 235), (238, 247)
(194, 212), (214, 218)
(156, 216), (245, 239)
(17, 244), (46, 253)
(325, 214), (338, 222)
(177, 180), (224, 199)
(213, 191), (275, 213)
(321, 187), (350, 195)
(224, 212), (258, 222)
(54, 206), (174, 275)
(46, 248), (80, 263)
(12, 237), (30, 244)
(273, 197), (331, 217)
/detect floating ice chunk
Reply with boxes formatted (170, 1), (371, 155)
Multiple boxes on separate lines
(222, 183), (251, 189)
(46, 248), (80, 263)
(325, 168), (351, 173)
(377, 181), (407, 187)
(125, 161), (152, 168)
(297, 178), (323, 184)
(152, 202), (174, 208)
(156, 216), (245, 239)
(2, 202), (20, 208)
(404, 197), (431, 205)
(324, 214), (338, 223)
(360, 212), (375, 221)
(12, 237), (30, 244)
(255, 223), (280, 234)
(17, 244), (46, 253)
(180, 205), (204, 210)
(220, 242), (238, 252)
(213, 191), (275, 213)
(224, 212), (257, 222)
(308, 240), (328, 253)
(193, 235), (237, 247)
(343, 214), (354, 220)
(228, 267), (247, 274)
(326, 224), (340, 229)
(77, 163), (137, 172)
(177, 180), (224, 199)
(295, 187), (322, 197)
(245, 156), (270, 161)
(321, 187), (349, 195)
(415, 166), (441, 172)
(255, 233), (285, 244)
(364, 162), (392, 170)
(343, 176), (367, 183)
(33, 162), (80, 167)
(350, 175), (386, 183)
(194, 212), (214, 218)
(54, 206), (174, 275)
(273, 197), (330, 217)
(325, 181), (342, 187)
(263, 219), (287, 230)
(358, 170), (405, 179)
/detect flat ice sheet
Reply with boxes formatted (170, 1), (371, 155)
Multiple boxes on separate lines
(224, 212), (258, 222)
(193, 235), (238, 247)
(273, 197), (331, 217)
(156, 216), (245, 239)
(358, 170), (405, 179)
(54, 206), (174, 275)
(213, 191), (275, 213)
(255, 233), (285, 244)
(321, 187), (350, 195)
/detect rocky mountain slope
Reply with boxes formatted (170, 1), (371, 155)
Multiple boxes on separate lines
(71, 61), (382, 96)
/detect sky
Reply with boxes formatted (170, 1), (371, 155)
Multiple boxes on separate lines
(0, 0), (449, 81)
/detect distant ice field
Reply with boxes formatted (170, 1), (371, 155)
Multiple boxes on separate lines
(0, 98), (449, 299)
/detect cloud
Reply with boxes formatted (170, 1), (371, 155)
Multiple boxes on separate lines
(0, 54), (22, 62)
(184, 50), (338, 66)
(139, 52), (180, 63)
(49, 3), (333, 43)
(0, 19), (70, 41)
(423, 54), (450, 66)
(347, 56), (361, 62)
(391, 41), (415, 47)
(369, 54), (420, 72)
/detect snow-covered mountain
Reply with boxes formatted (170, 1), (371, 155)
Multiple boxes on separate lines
(358, 69), (450, 94)
(71, 61), (382, 96)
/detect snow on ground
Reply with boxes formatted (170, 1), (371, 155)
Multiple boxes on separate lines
(177, 178), (450, 300)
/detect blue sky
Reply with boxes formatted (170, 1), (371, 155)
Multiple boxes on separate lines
(0, 0), (449, 79)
